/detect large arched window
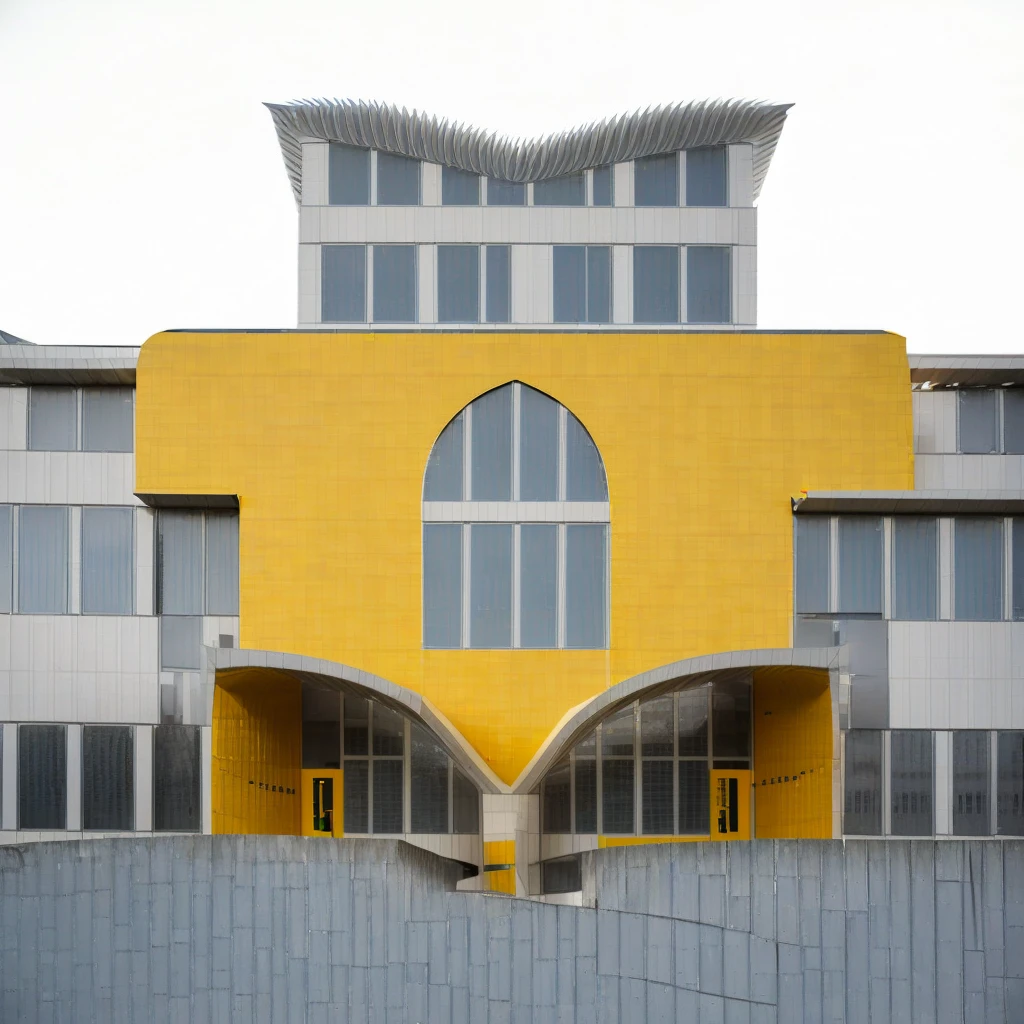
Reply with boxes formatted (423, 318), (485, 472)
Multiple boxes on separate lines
(422, 382), (609, 649)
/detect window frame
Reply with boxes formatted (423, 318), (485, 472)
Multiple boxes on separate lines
(28, 386), (134, 453)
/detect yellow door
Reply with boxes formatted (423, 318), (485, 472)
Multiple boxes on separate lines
(300, 769), (344, 837)
(710, 770), (751, 840)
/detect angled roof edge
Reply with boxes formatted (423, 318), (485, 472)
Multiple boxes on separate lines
(265, 97), (793, 206)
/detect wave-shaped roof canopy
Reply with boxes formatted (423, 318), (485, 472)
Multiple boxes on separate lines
(265, 97), (792, 206)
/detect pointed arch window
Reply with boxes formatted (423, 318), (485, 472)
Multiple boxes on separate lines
(422, 382), (609, 649)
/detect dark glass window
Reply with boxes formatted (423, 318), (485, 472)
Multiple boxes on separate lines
(634, 153), (678, 206)
(423, 525), (462, 649)
(302, 688), (340, 769)
(542, 759), (571, 833)
(82, 388), (133, 452)
(484, 245), (511, 323)
(592, 165), (613, 206)
(574, 756), (597, 833)
(795, 517), (830, 614)
(838, 516), (883, 614)
(892, 517), (937, 620)
(83, 725), (134, 831)
(486, 179), (526, 206)
(685, 146), (728, 207)
(328, 143), (370, 205)
(533, 173), (585, 206)
(437, 245), (479, 323)
(541, 855), (582, 894)
(441, 166), (479, 206)
(602, 759), (634, 834)
(153, 725), (201, 832)
(1003, 391), (1024, 453)
(955, 518), (1003, 621)
(373, 759), (404, 833)
(376, 152), (420, 205)
(553, 246), (610, 323)
(453, 769), (479, 834)
(411, 725), (448, 833)
(678, 760), (709, 835)
(997, 732), (1024, 836)
(1012, 520), (1024, 621)
(678, 687), (709, 756)
(642, 760), (674, 834)
(890, 730), (933, 836)
(712, 678), (750, 760)
(633, 246), (680, 323)
(843, 730), (882, 835)
(686, 247), (731, 324)
(322, 245), (366, 322)
(343, 696), (369, 756)
(18, 724), (66, 830)
(952, 731), (990, 836)
(469, 524), (513, 648)
(958, 390), (998, 454)
(343, 760), (369, 833)
(81, 507), (133, 615)
(372, 245), (417, 322)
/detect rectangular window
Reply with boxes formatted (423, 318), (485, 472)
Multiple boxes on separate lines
(372, 245), (417, 322)
(602, 759), (634, 834)
(553, 246), (610, 324)
(423, 524), (462, 648)
(574, 756), (597, 833)
(566, 415), (606, 501)
(541, 855), (582, 894)
(160, 615), (201, 671)
(533, 173), (586, 206)
(423, 413), (464, 501)
(795, 517), (830, 614)
(344, 696), (369, 756)
(641, 696), (674, 756)
(470, 384), (512, 500)
(18, 724), (66, 829)
(343, 760), (369, 833)
(437, 245), (480, 323)
(712, 678), (750, 760)
(1003, 391), (1024, 454)
(843, 730), (882, 835)
(952, 731), (990, 836)
(838, 516), (883, 614)
(441, 166), (479, 205)
(328, 143), (370, 205)
(486, 179), (526, 206)
(634, 153), (678, 206)
(157, 512), (202, 614)
(686, 246), (731, 324)
(890, 730), (933, 836)
(81, 506), (133, 615)
(28, 387), (76, 451)
(452, 768), (479, 834)
(685, 146), (728, 207)
(372, 759), (403, 833)
(677, 760), (709, 835)
(565, 524), (607, 648)
(955, 518), (1003, 621)
(302, 688), (340, 769)
(154, 725), (201, 831)
(0, 505), (12, 613)
(519, 388), (558, 500)
(375, 152), (420, 205)
(322, 245), (366, 322)
(997, 731), (1024, 835)
(484, 245), (510, 323)
(633, 246), (680, 324)
(958, 390), (998, 454)
(520, 524), (557, 648)
(642, 760), (674, 834)
(83, 725), (134, 831)
(82, 388), (133, 452)
(1013, 519), (1024, 621)
(892, 517), (937, 620)
(470, 524), (512, 648)
(373, 705), (404, 756)
(542, 759), (571, 833)
(678, 687), (709, 757)
(592, 165), (613, 207)
(410, 724), (449, 833)
(19, 505), (69, 614)
(205, 514), (239, 615)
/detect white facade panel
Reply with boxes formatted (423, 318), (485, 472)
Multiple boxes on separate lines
(66, 723), (82, 830)
(134, 724), (153, 832)
(300, 142), (329, 207)
(612, 246), (631, 325)
(418, 244), (436, 325)
(912, 390), (957, 454)
(733, 245), (757, 327)
(728, 144), (754, 208)
(0, 452), (138, 506)
(135, 507), (154, 617)
(0, 387), (27, 450)
(1, 722), (15, 830)
(915, 453), (1024, 490)
(298, 244), (320, 329)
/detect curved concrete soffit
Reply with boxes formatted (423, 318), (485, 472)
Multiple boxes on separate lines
(512, 646), (843, 793)
(265, 97), (793, 205)
(207, 647), (508, 794)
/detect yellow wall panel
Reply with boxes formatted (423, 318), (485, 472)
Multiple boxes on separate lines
(137, 331), (913, 783)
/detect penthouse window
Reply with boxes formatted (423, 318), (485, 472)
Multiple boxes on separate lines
(422, 383), (609, 650)
(28, 387), (133, 452)
(553, 246), (610, 324)
(441, 166), (480, 206)
(958, 389), (1024, 453)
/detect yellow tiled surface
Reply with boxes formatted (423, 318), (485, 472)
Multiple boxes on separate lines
(137, 331), (913, 784)
(484, 839), (515, 866)
(598, 835), (709, 847)
(483, 868), (517, 895)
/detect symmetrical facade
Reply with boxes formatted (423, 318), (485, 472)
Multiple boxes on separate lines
(0, 100), (1022, 903)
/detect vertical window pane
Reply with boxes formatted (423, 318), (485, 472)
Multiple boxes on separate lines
(574, 757), (597, 832)
(838, 516), (883, 614)
(565, 524), (607, 649)
(82, 388), (133, 452)
(533, 173), (585, 206)
(372, 245), (417, 322)
(1013, 519), (1024, 620)
(566, 415), (607, 501)
(678, 687), (709, 756)
(373, 760), (404, 833)
(602, 707), (634, 756)
(424, 415), (464, 501)
(302, 688), (341, 769)
(890, 730), (933, 836)
(205, 514), (239, 615)
(634, 153), (679, 206)
(441, 166), (479, 205)
(372, 705), (404, 756)
(18, 505), (69, 613)
(453, 768), (479, 834)
(685, 146), (728, 207)
(83, 725), (134, 831)
(686, 246), (731, 324)
(0, 505), (13, 613)
(81, 507), (133, 615)
(952, 731), (990, 836)
(542, 856), (582, 894)
(795, 517), (830, 614)
(470, 385), (512, 500)
(1003, 391), (1024, 454)
(485, 245), (510, 323)
(18, 724), (66, 829)
(587, 246), (611, 323)
(470, 524), (512, 648)
(411, 724), (449, 833)
(958, 390), (999, 454)
(328, 143), (370, 205)
(157, 512), (202, 614)
(997, 731), (1024, 836)
(712, 677), (751, 759)
(955, 518), (1004, 621)
(486, 179), (526, 206)
(29, 387), (77, 451)
(592, 165), (613, 206)
(322, 245), (366, 322)
(519, 387), (558, 501)
(843, 730), (882, 835)
(376, 152), (420, 205)
(893, 517), (937, 620)
(343, 759), (369, 832)
(642, 760), (674, 834)
(343, 696), (369, 756)
(602, 760), (634, 834)
(542, 759), (571, 833)
(633, 246), (680, 323)
(553, 246), (586, 324)
(160, 615), (201, 670)
(520, 525), (557, 648)
(678, 761), (709, 835)
(423, 524), (462, 648)
(641, 696), (674, 756)
(153, 725), (201, 832)
(437, 245), (480, 323)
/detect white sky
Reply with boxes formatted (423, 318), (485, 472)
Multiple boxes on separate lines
(1, 0), (1021, 352)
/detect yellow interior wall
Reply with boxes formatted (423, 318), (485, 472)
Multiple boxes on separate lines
(137, 331), (913, 784)
(211, 667), (302, 835)
(752, 666), (833, 838)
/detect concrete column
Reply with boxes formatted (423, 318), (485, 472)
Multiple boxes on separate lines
(481, 793), (539, 896)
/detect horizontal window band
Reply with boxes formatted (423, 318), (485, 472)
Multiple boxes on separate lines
(423, 501), (609, 523)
